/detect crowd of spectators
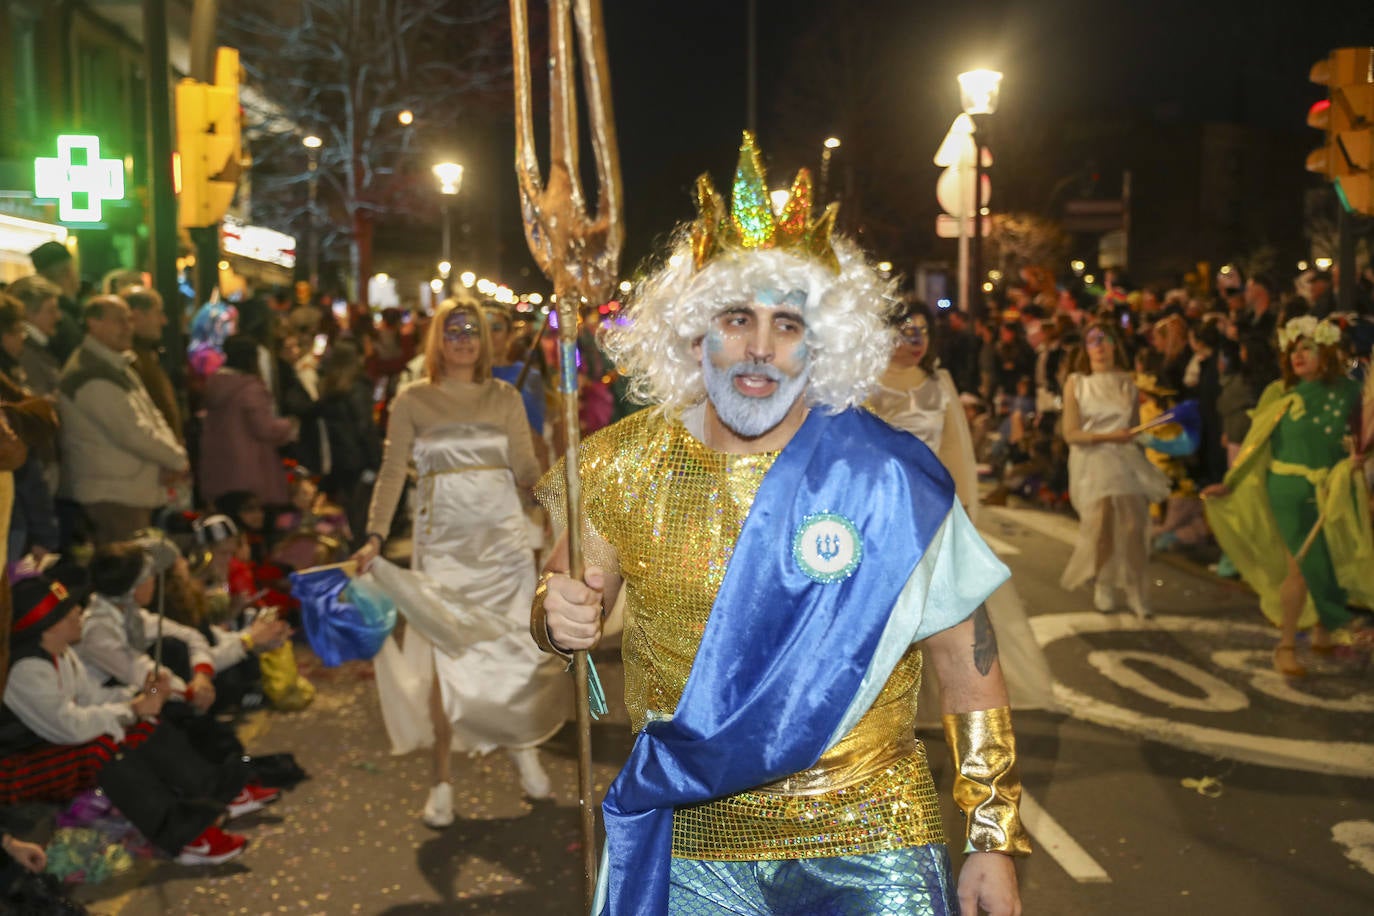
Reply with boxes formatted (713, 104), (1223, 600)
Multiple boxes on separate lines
(932, 261), (1374, 562)
(0, 242), (387, 898)
(0, 239), (592, 899)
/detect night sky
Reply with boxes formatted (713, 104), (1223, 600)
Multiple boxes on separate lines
(484, 0), (1372, 280)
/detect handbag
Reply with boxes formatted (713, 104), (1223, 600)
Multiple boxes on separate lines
(258, 642), (315, 711)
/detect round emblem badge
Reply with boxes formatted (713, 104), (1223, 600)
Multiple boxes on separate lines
(792, 512), (863, 583)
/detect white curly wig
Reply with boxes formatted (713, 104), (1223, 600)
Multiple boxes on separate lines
(602, 230), (898, 414)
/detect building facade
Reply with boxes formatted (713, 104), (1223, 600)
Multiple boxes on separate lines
(0, 0), (196, 287)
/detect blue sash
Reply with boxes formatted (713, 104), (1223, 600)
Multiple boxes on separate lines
(597, 407), (954, 914)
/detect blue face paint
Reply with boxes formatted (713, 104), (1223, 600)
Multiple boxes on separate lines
(758, 288), (807, 310)
(704, 329), (724, 354)
(754, 288), (808, 309)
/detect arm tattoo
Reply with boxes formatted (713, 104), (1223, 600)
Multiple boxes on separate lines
(972, 604), (999, 676)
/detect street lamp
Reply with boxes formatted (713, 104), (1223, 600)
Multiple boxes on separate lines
(438, 260), (452, 278)
(433, 161), (463, 194)
(433, 161), (463, 290)
(769, 188), (790, 216)
(398, 109), (414, 126)
(302, 135), (323, 289)
(957, 70), (1003, 115)
(958, 69), (1002, 316)
(820, 136), (841, 203)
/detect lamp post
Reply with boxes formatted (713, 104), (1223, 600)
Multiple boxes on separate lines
(303, 134), (322, 290)
(769, 188), (790, 216)
(433, 161), (463, 292)
(957, 69), (1001, 317)
(819, 136), (841, 203)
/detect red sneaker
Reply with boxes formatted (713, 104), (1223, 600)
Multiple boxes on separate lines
(225, 782), (282, 820)
(175, 825), (248, 865)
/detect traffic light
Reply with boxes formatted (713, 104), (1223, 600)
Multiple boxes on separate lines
(176, 47), (244, 228)
(1307, 47), (1373, 217)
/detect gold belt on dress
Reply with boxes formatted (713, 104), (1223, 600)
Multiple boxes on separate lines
(1269, 459), (1329, 487)
(418, 464), (508, 478)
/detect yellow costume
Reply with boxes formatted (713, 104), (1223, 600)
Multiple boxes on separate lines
(539, 408), (945, 860)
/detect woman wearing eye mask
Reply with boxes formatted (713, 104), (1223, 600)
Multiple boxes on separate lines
(1059, 321), (1171, 618)
(870, 298), (1057, 717)
(352, 295), (567, 828)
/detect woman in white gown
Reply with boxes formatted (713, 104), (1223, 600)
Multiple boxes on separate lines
(354, 297), (568, 827)
(870, 300), (1057, 718)
(1059, 321), (1171, 617)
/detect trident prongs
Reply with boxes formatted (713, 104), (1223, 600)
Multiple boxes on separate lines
(511, 0), (623, 309)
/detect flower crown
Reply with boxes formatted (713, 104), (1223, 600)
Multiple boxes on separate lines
(1277, 316), (1341, 350)
(690, 131), (840, 273)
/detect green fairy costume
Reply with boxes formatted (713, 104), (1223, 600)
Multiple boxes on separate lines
(1205, 374), (1373, 630)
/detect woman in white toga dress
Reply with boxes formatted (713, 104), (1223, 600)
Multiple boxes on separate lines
(1059, 321), (1171, 617)
(869, 299), (1057, 718)
(354, 297), (568, 828)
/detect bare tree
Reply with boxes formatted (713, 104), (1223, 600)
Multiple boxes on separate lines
(987, 212), (1071, 278)
(222, 0), (509, 304)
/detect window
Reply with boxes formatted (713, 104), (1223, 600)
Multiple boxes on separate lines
(8, 7), (41, 147)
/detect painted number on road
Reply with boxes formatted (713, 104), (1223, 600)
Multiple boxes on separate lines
(1032, 613), (1374, 777)
(1087, 651), (1248, 712)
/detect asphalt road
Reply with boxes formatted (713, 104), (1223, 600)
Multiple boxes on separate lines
(85, 504), (1374, 915)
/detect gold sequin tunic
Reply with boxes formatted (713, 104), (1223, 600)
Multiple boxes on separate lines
(538, 409), (945, 861)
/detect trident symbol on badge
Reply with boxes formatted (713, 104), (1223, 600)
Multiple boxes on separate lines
(816, 533), (842, 562)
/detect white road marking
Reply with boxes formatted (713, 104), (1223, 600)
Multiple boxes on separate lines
(974, 530), (1021, 556)
(1018, 790), (1111, 883)
(1031, 613), (1374, 778)
(1087, 650), (1249, 712)
(1211, 650), (1374, 713)
(1331, 821), (1374, 876)
(983, 505), (1079, 548)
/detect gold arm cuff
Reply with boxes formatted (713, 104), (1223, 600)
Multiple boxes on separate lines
(942, 706), (1032, 857)
(529, 571), (572, 659)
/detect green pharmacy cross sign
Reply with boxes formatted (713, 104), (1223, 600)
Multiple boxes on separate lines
(34, 135), (125, 223)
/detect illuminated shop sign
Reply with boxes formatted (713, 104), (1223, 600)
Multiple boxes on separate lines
(221, 215), (296, 269)
(33, 135), (125, 223)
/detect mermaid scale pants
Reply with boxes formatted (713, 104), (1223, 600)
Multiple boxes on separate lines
(667, 844), (957, 916)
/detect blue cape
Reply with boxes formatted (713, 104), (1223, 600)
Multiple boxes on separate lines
(596, 407), (955, 914)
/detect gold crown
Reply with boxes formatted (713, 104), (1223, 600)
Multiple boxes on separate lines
(690, 131), (840, 273)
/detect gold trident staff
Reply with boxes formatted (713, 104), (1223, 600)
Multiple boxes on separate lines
(511, 0), (623, 906)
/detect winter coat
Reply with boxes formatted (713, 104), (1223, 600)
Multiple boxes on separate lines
(131, 336), (183, 443)
(317, 380), (380, 486)
(19, 331), (60, 397)
(58, 338), (188, 509)
(198, 369), (295, 505)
